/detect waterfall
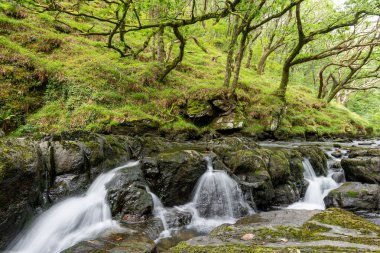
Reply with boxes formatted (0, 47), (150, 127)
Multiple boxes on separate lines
(184, 156), (254, 232)
(7, 161), (140, 253)
(145, 187), (171, 240)
(287, 158), (339, 210)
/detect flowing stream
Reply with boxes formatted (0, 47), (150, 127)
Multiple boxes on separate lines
(184, 156), (253, 231)
(287, 158), (339, 210)
(7, 161), (140, 253)
(146, 187), (171, 241)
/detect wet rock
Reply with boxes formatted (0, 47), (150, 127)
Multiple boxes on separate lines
(165, 208), (192, 228)
(49, 174), (89, 202)
(324, 182), (380, 210)
(298, 146), (328, 176)
(63, 232), (155, 253)
(331, 171), (345, 183)
(107, 164), (153, 221)
(273, 183), (300, 205)
(143, 150), (206, 206)
(342, 156), (380, 184)
(0, 139), (40, 250)
(331, 151), (342, 158)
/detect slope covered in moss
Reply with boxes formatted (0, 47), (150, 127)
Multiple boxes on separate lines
(0, 2), (377, 139)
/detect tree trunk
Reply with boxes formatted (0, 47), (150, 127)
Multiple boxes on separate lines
(230, 29), (249, 94)
(157, 27), (165, 63)
(277, 64), (291, 99)
(159, 26), (185, 82)
(245, 47), (253, 68)
(257, 48), (271, 75)
(224, 16), (240, 87)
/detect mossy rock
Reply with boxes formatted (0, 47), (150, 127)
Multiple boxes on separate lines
(324, 182), (380, 210)
(186, 99), (214, 119)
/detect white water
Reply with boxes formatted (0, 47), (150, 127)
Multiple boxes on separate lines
(184, 156), (254, 232)
(146, 156), (254, 237)
(146, 187), (171, 241)
(7, 161), (140, 253)
(287, 158), (339, 210)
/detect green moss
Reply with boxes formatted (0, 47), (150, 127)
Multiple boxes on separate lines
(311, 208), (380, 235)
(346, 191), (359, 198)
(170, 242), (375, 253)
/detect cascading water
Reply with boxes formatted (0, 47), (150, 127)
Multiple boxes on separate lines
(287, 158), (339, 210)
(146, 187), (171, 240)
(7, 161), (140, 253)
(184, 156), (253, 232)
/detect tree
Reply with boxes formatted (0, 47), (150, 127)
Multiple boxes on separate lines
(29, 0), (242, 82)
(256, 11), (292, 75)
(318, 40), (380, 102)
(223, 0), (303, 94)
(276, 0), (379, 100)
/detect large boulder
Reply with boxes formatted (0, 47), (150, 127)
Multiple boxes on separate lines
(342, 156), (380, 184)
(142, 150), (206, 206)
(324, 182), (380, 210)
(0, 139), (40, 250)
(107, 164), (153, 221)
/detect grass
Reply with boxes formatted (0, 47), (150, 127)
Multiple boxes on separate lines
(0, 3), (378, 138)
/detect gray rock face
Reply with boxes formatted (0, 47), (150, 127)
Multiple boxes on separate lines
(324, 182), (380, 210)
(273, 182), (300, 205)
(142, 150), (206, 206)
(107, 165), (153, 221)
(164, 208), (192, 228)
(0, 134), (137, 249)
(342, 156), (380, 184)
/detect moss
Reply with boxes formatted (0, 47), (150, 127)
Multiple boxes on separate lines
(311, 208), (380, 235)
(346, 191), (359, 198)
(170, 242), (375, 253)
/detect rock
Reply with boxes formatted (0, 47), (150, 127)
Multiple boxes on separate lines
(342, 156), (380, 184)
(107, 164), (153, 220)
(186, 99), (213, 119)
(63, 232), (156, 253)
(348, 148), (380, 158)
(49, 174), (89, 202)
(331, 171), (345, 183)
(324, 182), (380, 210)
(143, 150), (206, 206)
(298, 146), (328, 176)
(331, 151), (342, 158)
(165, 208), (192, 228)
(0, 130), (4, 137)
(273, 183), (300, 205)
(211, 113), (245, 132)
(333, 144), (342, 148)
(212, 99), (236, 113)
(241, 233), (255, 241)
(0, 139), (40, 250)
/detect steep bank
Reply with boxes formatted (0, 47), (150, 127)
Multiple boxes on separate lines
(0, 3), (378, 140)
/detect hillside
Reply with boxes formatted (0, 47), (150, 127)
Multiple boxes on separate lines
(0, 2), (378, 140)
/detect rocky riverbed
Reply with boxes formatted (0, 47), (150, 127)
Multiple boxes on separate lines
(0, 133), (379, 252)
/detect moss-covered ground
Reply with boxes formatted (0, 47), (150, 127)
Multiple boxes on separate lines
(0, 2), (378, 139)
